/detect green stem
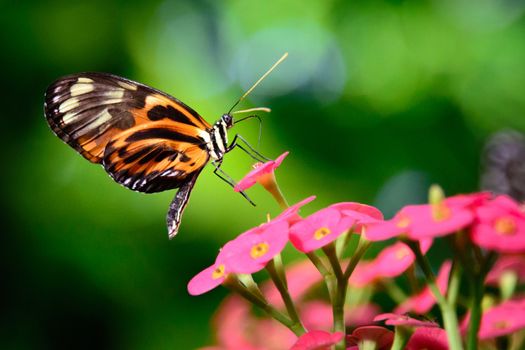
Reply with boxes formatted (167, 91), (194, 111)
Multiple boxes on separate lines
(343, 238), (371, 280)
(466, 276), (483, 350)
(322, 243), (347, 350)
(390, 326), (412, 350)
(306, 251), (336, 302)
(407, 240), (463, 350)
(324, 243), (344, 282)
(380, 279), (407, 304)
(266, 260), (306, 335)
(336, 228), (354, 258)
(237, 274), (266, 302)
(333, 274), (348, 350)
(360, 340), (378, 350)
(224, 275), (303, 335)
(447, 260), (462, 307)
(405, 264), (421, 294)
(273, 253), (288, 289)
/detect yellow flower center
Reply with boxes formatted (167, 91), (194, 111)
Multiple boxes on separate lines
(250, 242), (270, 259)
(493, 320), (510, 330)
(494, 217), (517, 235)
(212, 264), (226, 279)
(431, 203), (452, 222)
(396, 214), (411, 228)
(314, 227), (331, 240)
(395, 247), (410, 260)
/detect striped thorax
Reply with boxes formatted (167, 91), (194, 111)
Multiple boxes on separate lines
(206, 114), (233, 160)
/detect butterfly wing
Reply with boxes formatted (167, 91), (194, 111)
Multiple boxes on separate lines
(102, 121), (210, 193)
(44, 72), (211, 163)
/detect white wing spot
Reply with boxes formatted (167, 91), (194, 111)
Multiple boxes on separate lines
(70, 83), (94, 96)
(105, 89), (125, 99)
(77, 77), (94, 83)
(59, 97), (80, 113)
(118, 81), (137, 90)
(89, 109), (113, 129)
(62, 112), (79, 124)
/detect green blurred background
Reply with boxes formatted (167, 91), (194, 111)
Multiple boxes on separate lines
(2, 0), (525, 348)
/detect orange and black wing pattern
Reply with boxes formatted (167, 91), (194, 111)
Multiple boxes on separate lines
(44, 72), (212, 193)
(103, 121), (211, 193)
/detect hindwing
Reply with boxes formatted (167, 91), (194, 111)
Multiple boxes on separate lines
(102, 122), (210, 193)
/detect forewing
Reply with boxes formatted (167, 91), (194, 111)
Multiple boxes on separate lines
(44, 72), (211, 163)
(102, 121), (210, 193)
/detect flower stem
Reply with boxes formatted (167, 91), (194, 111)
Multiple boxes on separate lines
(466, 275), (483, 350)
(273, 253), (288, 289)
(306, 251), (336, 302)
(323, 243), (347, 350)
(390, 326), (412, 350)
(336, 229), (354, 258)
(343, 238), (370, 280)
(261, 177), (289, 210)
(224, 275), (302, 335)
(266, 259), (306, 335)
(380, 279), (407, 304)
(447, 260), (462, 307)
(406, 240), (463, 350)
(237, 274), (267, 302)
(323, 243), (344, 282)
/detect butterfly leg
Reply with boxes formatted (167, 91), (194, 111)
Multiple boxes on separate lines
(212, 160), (256, 206)
(227, 134), (271, 162)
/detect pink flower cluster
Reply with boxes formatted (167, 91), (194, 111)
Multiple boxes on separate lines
(188, 152), (525, 350)
(188, 196), (382, 295)
(365, 192), (525, 253)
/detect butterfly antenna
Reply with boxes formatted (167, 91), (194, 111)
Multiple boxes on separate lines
(228, 52), (288, 114)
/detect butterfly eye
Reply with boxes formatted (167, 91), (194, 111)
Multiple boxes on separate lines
(222, 114), (234, 128)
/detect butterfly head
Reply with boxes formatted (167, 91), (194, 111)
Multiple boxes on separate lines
(221, 113), (234, 129)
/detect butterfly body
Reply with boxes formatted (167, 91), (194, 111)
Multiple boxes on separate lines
(44, 72), (235, 237)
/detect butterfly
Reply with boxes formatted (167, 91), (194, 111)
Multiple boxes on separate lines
(44, 53), (287, 238)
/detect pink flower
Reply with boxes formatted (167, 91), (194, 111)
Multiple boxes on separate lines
(346, 303), (381, 327)
(290, 208), (351, 252)
(471, 195), (525, 253)
(365, 192), (486, 241)
(205, 295), (296, 350)
(300, 301), (333, 331)
(349, 239), (433, 287)
(372, 239), (433, 278)
(329, 202), (384, 230)
(395, 260), (452, 314)
(486, 254), (525, 285)
(445, 192), (491, 209)
(290, 330), (343, 350)
(406, 327), (449, 350)
(346, 326), (394, 350)
(222, 220), (289, 274)
(374, 313), (439, 328)
(234, 151), (289, 192)
(478, 298), (525, 339)
(274, 196), (316, 225)
(188, 256), (230, 296)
